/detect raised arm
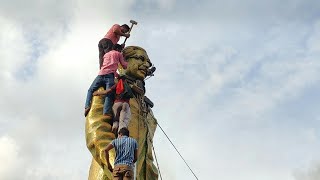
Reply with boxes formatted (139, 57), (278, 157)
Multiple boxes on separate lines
(133, 149), (138, 163)
(119, 53), (128, 69)
(105, 143), (114, 172)
(93, 84), (116, 96)
(133, 140), (138, 163)
(113, 25), (130, 38)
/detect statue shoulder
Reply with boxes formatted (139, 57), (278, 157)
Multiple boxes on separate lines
(124, 75), (154, 108)
(144, 96), (154, 108)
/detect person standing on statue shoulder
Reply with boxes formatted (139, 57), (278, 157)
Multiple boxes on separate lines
(105, 127), (138, 180)
(98, 24), (130, 69)
(84, 44), (128, 117)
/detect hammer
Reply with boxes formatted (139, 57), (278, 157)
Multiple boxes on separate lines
(123, 20), (138, 44)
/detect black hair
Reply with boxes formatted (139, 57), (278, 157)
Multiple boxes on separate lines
(118, 127), (129, 136)
(113, 44), (123, 51)
(121, 24), (130, 31)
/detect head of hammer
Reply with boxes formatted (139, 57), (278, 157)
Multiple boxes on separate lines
(130, 20), (138, 25)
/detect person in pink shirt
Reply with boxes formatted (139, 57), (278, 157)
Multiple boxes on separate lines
(98, 24), (130, 69)
(85, 44), (128, 117)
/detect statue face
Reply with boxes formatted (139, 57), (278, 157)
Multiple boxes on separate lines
(125, 49), (152, 80)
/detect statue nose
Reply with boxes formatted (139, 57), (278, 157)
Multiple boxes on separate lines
(142, 63), (149, 68)
(143, 61), (151, 68)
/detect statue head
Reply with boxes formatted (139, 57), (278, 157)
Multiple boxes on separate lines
(122, 46), (152, 80)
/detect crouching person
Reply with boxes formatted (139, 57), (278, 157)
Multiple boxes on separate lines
(105, 128), (138, 180)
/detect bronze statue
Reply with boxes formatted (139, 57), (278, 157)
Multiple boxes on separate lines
(86, 46), (158, 180)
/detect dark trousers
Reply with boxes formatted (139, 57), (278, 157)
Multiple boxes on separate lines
(98, 38), (114, 68)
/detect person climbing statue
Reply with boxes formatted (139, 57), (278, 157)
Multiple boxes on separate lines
(84, 44), (128, 118)
(93, 75), (134, 134)
(105, 127), (138, 180)
(98, 24), (130, 69)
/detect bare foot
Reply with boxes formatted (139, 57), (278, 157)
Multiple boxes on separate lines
(112, 122), (119, 134)
(103, 114), (113, 119)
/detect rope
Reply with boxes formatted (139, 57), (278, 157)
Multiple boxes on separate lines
(137, 97), (140, 179)
(157, 122), (199, 180)
(152, 142), (163, 180)
(145, 76), (151, 81)
(133, 94), (140, 179)
(133, 93), (163, 179)
(134, 91), (199, 180)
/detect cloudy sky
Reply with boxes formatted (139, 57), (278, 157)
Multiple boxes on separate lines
(1, 0), (320, 179)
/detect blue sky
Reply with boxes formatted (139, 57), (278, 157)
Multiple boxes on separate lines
(1, 0), (320, 180)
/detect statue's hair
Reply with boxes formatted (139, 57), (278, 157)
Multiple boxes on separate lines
(122, 46), (146, 60)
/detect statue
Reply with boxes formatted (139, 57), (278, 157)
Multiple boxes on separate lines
(86, 46), (159, 180)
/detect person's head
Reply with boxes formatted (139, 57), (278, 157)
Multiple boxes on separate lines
(122, 46), (152, 80)
(121, 24), (130, 33)
(113, 44), (123, 52)
(118, 127), (129, 137)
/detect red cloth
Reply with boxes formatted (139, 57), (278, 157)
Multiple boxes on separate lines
(116, 79), (124, 95)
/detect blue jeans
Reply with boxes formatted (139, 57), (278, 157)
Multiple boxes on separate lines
(85, 73), (115, 115)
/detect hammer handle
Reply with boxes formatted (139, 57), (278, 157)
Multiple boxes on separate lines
(123, 23), (134, 44)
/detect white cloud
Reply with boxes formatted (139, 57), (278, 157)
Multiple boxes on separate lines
(307, 20), (320, 54)
(0, 136), (23, 180)
(156, 0), (176, 10)
(1, 0), (320, 180)
(0, 17), (30, 82)
(295, 164), (320, 180)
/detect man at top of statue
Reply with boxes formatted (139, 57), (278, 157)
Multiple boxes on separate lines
(98, 24), (131, 69)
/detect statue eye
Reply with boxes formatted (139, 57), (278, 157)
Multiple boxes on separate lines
(131, 55), (146, 62)
(139, 56), (145, 61)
